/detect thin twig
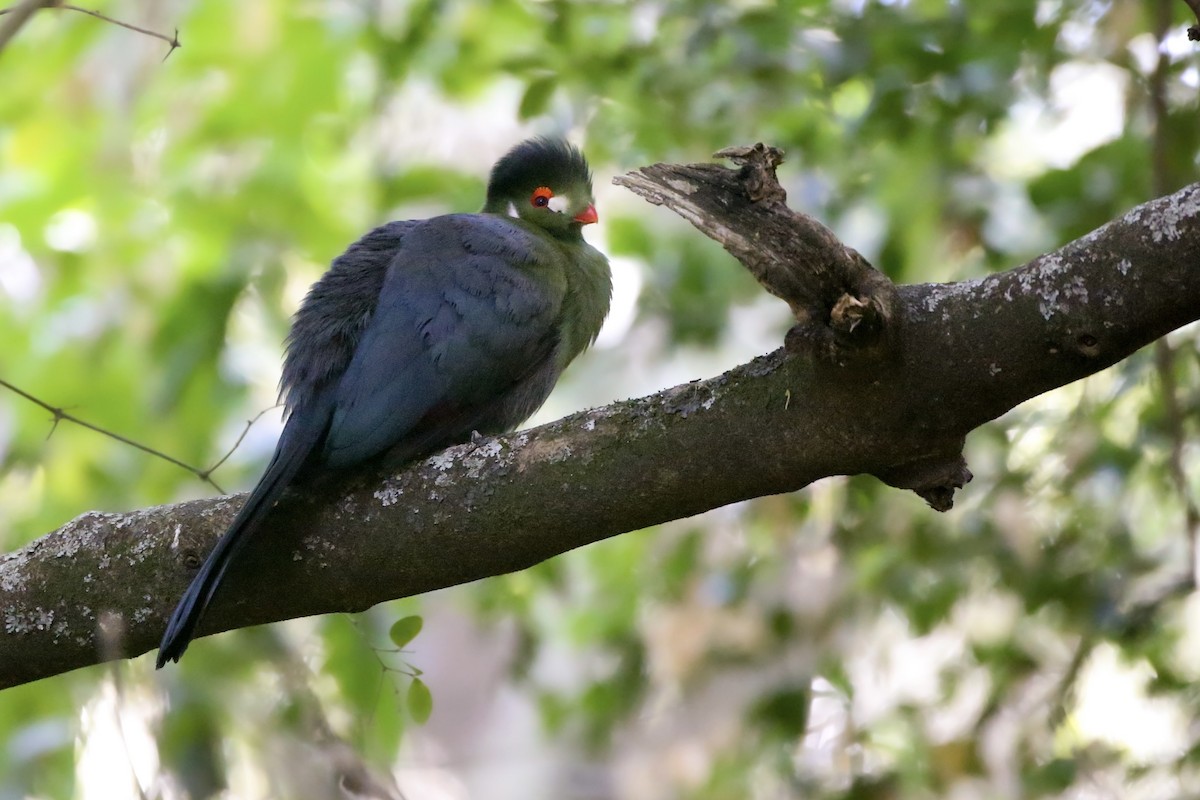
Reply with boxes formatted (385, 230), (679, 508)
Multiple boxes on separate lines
(0, 377), (225, 493)
(56, 4), (179, 58)
(199, 404), (283, 482)
(0, 0), (56, 57)
(0, 1), (180, 59)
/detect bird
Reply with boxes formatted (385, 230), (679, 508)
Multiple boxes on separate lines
(156, 137), (611, 667)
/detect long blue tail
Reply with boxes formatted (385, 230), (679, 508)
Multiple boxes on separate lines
(156, 417), (323, 667)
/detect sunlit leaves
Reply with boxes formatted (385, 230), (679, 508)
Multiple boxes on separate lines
(388, 615), (423, 649)
(518, 74), (558, 120)
(407, 678), (433, 725)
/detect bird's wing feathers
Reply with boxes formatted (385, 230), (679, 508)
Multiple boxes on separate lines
(281, 220), (419, 414)
(322, 214), (566, 467)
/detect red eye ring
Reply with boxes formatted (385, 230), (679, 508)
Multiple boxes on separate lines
(531, 186), (553, 208)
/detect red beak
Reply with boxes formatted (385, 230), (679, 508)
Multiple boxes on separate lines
(573, 204), (598, 225)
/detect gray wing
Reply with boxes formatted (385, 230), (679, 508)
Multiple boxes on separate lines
(281, 220), (418, 414)
(320, 214), (567, 469)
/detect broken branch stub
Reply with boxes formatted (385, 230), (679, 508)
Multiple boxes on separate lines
(613, 143), (900, 364)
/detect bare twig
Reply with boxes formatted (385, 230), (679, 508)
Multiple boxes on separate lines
(0, 1), (180, 59)
(0, 378), (226, 493)
(0, 0), (56, 57)
(56, 4), (179, 58)
(199, 404), (283, 483)
(1, 381), (287, 494)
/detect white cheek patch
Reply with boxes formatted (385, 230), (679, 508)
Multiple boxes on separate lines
(507, 201), (520, 218)
(548, 194), (570, 214)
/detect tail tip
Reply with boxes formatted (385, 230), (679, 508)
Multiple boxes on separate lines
(155, 627), (190, 668)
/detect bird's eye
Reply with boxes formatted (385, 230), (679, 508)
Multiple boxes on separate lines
(531, 186), (553, 208)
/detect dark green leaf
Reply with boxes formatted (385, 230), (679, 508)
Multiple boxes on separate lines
(518, 75), (557, 120)
(407, 678), (433, 725)
(389, 615), (424, 649)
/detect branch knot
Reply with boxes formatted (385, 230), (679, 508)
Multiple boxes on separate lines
(714, 143), (787, 204)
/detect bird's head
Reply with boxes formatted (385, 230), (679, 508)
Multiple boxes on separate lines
(484, 137), (598, 236)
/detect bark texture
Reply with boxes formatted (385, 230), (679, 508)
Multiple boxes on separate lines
(3, 149), (1199, 689)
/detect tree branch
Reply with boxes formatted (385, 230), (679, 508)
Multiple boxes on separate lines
(0, 1), (180, 58)
(0, 0), (56, 57)
(3, 155), (1199, 689)
(1182, 0), (1200, 40)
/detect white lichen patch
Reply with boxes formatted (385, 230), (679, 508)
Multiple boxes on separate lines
(422, 434), (531, 482)
(5, 606), (54, 634)
(373, 483), (404, 507)
(920, 277), (994, 320)
(427, 450), (458, 472)
(201, 496), (242, 519)
(1013, 252), (1092, 321)
(462, 439), (506, 478)
(132, 533), (157, 558)
(1120, 204), (1145, 231)
(1031, 252), (1068, 279)
(53, 512), (107, 558)
(1117, 258), (1132, 276)
(111, 505), (165, 531)
(0, 550), (29, 594)
(1060, 275), (1089, 307)
(53, 537), (81, 559)
(1143, 186), (1200, 243)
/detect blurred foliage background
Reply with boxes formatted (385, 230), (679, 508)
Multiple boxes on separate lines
(2, 0), (1200, 797)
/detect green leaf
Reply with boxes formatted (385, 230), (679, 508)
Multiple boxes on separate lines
(389, 615), (424, 649)
(749, 685), (811, 739)
(518, 75), (556, 120)
(408, 678), (433, 724)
